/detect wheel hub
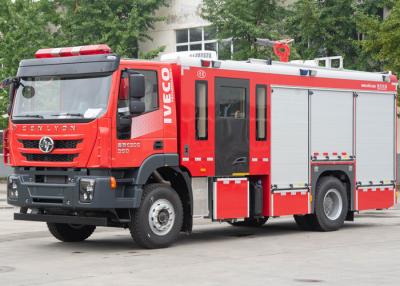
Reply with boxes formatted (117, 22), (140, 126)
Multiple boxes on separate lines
(148, 199), (175, 236)
(323, 189), (343, 221)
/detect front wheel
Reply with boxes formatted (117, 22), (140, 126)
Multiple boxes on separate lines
(47, 223), (96, 242)
(130, 183), (183, 249)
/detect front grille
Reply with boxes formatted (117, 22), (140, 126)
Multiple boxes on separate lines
(20, 139), (82, 149)
(22, 153), (78, 162)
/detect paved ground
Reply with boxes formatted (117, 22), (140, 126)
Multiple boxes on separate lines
(0, 186), (400, 286)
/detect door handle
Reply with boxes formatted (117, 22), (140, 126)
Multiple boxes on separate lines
(232, 157), (247, 165)
(153, 140), (164, 150)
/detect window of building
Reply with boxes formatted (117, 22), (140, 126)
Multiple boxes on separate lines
(195, 81), (208, 140)
(256, 85), (267, 140)
(176, 26), (233, 59)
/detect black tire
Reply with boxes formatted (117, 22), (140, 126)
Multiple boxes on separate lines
(293, 214), (317, 231)
(47, 223), (96, 242)
(229, 217), (268, 227)
(130, 183), (183, 249)
(313, 176), (348, 231)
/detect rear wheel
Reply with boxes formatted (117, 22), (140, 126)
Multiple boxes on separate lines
(313, 177), (348, 231)
(229, 217), (268, 227)
(47, 223), (96, 242)
(130, 183), (183, 249)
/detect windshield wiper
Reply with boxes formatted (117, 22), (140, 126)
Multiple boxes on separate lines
(50, 113), (84, 117)
(13, 114), (44, 118)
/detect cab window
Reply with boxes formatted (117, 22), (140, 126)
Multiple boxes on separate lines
(118, 69), (159, 113)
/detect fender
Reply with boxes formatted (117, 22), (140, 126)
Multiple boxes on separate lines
(134, 154), (193, 232)
(310, 163), (355, 212)
(134, 154), (179, 185)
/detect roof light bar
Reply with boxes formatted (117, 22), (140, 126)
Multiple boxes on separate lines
(35, 44), (112, 58)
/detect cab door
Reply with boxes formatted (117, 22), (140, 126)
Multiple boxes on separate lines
(215, 77), (249, 176)
(112, 66), (173, 168)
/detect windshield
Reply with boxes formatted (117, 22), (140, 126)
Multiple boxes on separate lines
(12, 75), (112, 120)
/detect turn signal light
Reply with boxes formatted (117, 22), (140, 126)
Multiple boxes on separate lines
(110, 177), (117, 190)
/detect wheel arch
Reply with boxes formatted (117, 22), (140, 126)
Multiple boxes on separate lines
(311, 164), (355, 213)
(154, 166), (193, 233)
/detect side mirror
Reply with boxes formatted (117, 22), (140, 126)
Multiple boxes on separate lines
(129, 73), (145, 99)
(128, 73), (145, 115)
(129, 100), (145, 115)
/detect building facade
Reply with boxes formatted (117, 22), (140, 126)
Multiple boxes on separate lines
(139, 0), (212, 56)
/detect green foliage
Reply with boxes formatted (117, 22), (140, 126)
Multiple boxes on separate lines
(201, 0), (289, 60)
(55, 0), (168, 58)
(357, 0), (400, 76)
(286, 0), (394, 70)
(0, 0), (167, 128)
(0, 0), (59, 129)
(203, 0), (395, 71)
(0, 0), (59, 81)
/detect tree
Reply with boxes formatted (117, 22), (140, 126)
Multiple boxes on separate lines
(285, 0), (323, 60)
(0, 0), (59, 80)
(286, 0), (395, 70)
(56, 0), (168, 58)
(0, 0), (168, 128)
(357, 0), (400, 76)
(201, 0), (288, 60)
(0, 0), (59, 129)
(287, 0), (360, 68)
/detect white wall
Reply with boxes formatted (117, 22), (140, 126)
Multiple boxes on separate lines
(139, 0), (209, 55)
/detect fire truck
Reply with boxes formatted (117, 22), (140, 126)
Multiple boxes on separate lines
(2, 44), (398, 249)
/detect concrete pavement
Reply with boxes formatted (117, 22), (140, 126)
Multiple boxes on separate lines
(0, 186), (399, 286)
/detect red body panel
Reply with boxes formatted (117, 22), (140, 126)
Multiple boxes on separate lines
(272, 191), (310, 217)
(356, 187), (395, 211)
(213, 178), (249, 220)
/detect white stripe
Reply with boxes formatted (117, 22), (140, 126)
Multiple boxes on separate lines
(71, 46), (81, 55)
(262, 158), (269, 162)
(118, 107), (129, 113)
(182, 157), (189, 162)
(206, 157), (214, 161)
(247, 181), (250, 218)
(251, 158), (258, 162)
(194, 157), (202, 162)
(213, 182), (217, 219)
(217, 178), (247, 182)
(51, 48), (62, 56)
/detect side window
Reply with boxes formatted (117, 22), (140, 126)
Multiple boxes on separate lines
(218, 86), (246, 119)
(256, 85), (267, 141)
(195, 81), (208, 140)
(117, 70), (159, 114)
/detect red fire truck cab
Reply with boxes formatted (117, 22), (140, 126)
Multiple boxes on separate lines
(3, 45), (398, 248)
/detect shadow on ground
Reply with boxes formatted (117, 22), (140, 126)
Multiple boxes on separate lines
(40, 220), (376, 252)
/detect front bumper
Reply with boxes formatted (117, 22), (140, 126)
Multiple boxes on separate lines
(7, 168), (142, 210)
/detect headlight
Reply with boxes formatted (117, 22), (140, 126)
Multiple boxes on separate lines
(8, 176), (18, 200)
(79, 178), (95, 203)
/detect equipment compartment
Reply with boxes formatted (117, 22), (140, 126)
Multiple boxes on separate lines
(213, 178), (249, 220)
(272, 190), (310, 217)
(356, 187), (395, 211)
